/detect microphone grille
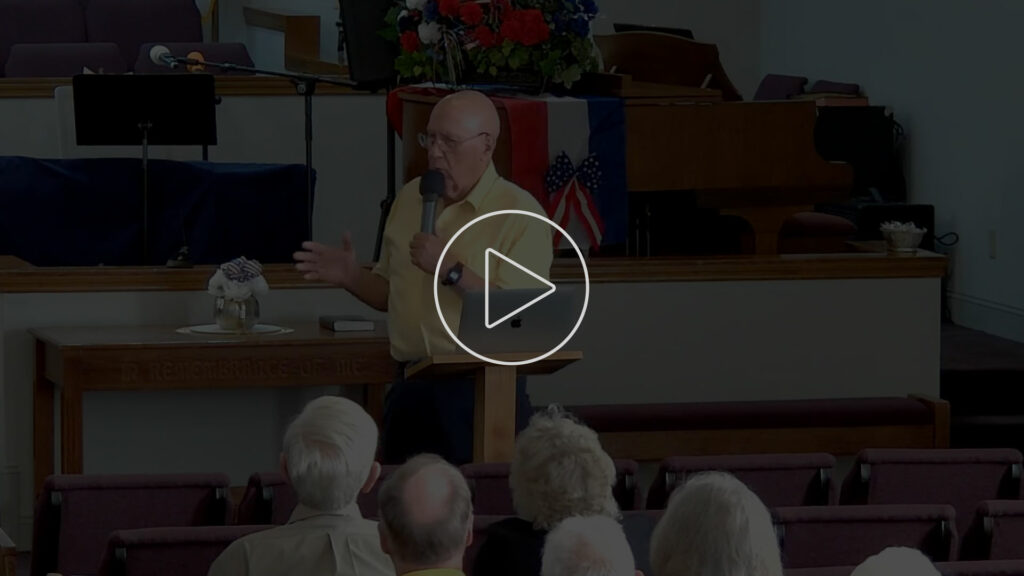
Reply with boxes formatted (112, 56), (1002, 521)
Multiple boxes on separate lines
(149, 44), (170, 65)
(420, 169), (445, 199)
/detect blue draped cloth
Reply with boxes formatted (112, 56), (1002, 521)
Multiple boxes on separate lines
(0, 156), (312, 266)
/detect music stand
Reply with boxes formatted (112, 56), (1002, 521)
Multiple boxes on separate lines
(72, 74), (217, 264)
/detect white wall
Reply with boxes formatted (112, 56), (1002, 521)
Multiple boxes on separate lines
(759, 0), (1024, 343)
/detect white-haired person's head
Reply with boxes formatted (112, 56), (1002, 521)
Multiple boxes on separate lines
(649, 472), (782, 576)
(510, 405), (619, 531)
(281, 395), (381, 513)
(850, 547), (940, 576)
(377, 453), (474, 573)
(541, 516), (641, 576)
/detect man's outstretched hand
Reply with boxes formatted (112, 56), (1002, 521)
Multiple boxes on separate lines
(294, 232), (359, 288)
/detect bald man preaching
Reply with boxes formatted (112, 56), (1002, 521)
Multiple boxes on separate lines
(294, 90), (552, 465)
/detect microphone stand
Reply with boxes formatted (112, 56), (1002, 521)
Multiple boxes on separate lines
(168, 55), (358, 242)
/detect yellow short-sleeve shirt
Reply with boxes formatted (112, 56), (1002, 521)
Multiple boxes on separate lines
(373, 162), (553, 362)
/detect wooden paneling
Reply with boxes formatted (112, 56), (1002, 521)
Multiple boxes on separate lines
(625, 101), (852, 193)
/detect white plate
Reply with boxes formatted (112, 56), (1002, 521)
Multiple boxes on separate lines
(177, 324), (294, 335)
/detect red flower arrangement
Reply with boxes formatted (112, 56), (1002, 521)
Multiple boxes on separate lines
(383, 0), (600, 89)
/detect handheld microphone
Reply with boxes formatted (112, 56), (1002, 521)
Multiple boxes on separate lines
(149, 45), (178, 69)
(420, 169), (444, 234)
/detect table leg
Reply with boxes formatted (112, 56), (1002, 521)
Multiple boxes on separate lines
(60, 386), (84, 475)
(33, 340), (53, 496)
(473, 365), (517, 463)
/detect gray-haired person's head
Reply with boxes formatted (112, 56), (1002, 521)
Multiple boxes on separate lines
(510, 405), (619, 531)
(378, 454), (473, 569)
(281, 395), (380, 513)
(541, 516), (639, 576)
(649, 472), (783, 576)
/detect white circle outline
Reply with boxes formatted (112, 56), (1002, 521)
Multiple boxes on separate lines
(433, 208), (590, 366)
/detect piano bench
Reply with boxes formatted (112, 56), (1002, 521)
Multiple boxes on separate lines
(779, 211), (858, 254)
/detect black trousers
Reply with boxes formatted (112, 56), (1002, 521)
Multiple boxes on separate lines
(381, 363), (534, 465)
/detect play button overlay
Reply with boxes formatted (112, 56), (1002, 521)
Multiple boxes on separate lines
(434, 209), (590, 367)
(484, 248), (556, 329)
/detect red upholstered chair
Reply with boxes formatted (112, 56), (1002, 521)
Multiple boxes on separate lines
(937, 560), (1024, 576)
(83, 0), (202, 69)
(97, 525), (273, 576)
(460, 460), (643, 515)
(773, 504), (958, 568)
(0, 0), (88, 76)
(4, 42), (126, 77)
(754, 74), (809, 101)
(839, 449), (1023, 538)
(646, 453), (836, 510)
(234, 472), (295, 526)
(30, 473), (232, 576)
(961, 500), (1024, 561)
(786, 562), (1024, 576)
(778, 212), (858, 254)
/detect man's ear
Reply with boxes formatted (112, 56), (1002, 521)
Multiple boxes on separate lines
(635, 571), (643, 576)
(464, 519), (474, 547)
(361, 461), (382, 494)
(279, 453), (288, 479)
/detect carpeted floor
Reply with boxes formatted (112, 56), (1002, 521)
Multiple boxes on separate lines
(941, 322), (1024, 450)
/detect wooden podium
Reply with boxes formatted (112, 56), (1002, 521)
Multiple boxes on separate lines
(404, 351), (583, 462)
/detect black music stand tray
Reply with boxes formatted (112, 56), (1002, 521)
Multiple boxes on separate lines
(72, 74), (218, 264)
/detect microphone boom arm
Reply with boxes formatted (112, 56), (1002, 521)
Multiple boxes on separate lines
(164, 52), (361, 241)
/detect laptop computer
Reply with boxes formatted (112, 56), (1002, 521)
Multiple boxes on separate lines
(457, 287), (581, 354)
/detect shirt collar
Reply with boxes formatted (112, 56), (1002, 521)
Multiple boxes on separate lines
(460, 162), (499, 212)
(287, 501), (363, 524)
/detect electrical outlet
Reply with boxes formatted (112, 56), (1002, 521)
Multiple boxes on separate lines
(989, 229), (997, 260)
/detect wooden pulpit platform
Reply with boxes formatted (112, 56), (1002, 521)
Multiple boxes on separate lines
(30, 324), (393, 494)
(29, 320), (581, 493)
(406, 351), (582, 463)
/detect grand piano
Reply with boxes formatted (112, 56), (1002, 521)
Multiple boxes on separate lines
(396, 31), (861, 255)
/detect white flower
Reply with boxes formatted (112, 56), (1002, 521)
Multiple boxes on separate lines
(207, 257), (270, 301)
(418, 21), (442, 44)
(406, 0), (426, 10)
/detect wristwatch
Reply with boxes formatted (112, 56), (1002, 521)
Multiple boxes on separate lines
(441, 261), (464, 286)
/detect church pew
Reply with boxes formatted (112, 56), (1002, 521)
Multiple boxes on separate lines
(562, 395), (949, 461)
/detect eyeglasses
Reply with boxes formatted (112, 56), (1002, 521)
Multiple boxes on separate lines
(418, 131), (487, 152)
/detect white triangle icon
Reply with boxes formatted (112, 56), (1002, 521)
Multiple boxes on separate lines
(484, 248), (556, 329)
